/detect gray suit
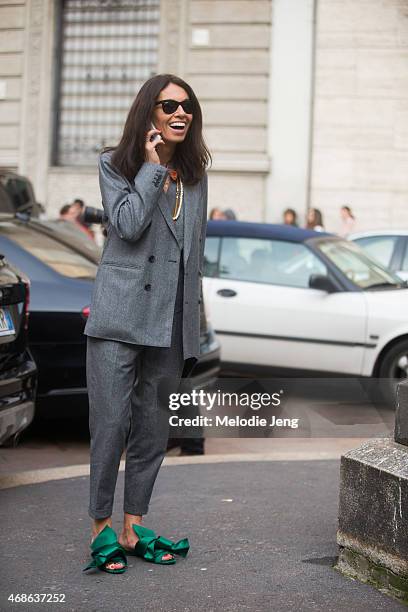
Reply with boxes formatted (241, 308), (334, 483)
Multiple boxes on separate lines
(84, 151), (208, 519)
(84, 151), (207, 361)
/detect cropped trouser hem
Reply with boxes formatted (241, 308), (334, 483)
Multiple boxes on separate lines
(88, 506), (115, 521)
(87, 506), (150, 519)
(123, 505), (149, 516)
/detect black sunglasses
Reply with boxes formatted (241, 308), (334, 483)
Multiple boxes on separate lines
(155, 99), (193, 115)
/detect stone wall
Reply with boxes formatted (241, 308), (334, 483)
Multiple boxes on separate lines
(185, 0), (271, 220)
(0, 0), (26, 168)
(2, 0), (408, 229)
(311, 0), (408, 233)
(45, 0), (272, 219)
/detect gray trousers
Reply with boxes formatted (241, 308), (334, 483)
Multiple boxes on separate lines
(87, 260), (185, 519)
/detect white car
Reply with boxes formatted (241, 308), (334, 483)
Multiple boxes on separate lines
(350, 230), (408, 282)
(203, 221), (408, 402)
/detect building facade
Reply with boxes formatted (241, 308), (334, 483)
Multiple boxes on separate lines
(0, 0), (407, 233)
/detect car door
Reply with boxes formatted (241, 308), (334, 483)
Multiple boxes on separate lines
(203, 235), (367, 375)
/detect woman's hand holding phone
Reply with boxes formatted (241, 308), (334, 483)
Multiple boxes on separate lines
(145, 123), (164, 164)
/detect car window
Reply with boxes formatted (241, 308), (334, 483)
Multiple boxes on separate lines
(0, 222), (97, 279)
(353, 235), (397, 268)
(218, 237), (327, 288)
(203, 237), (220, 277)
(318, 239), (401, 288)
(401, 240), (408, 272)
(0, 175), (34, 213)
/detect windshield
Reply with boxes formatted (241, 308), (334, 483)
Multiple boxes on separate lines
(0, 221), (97, 279)
(317, 239), (403, 289)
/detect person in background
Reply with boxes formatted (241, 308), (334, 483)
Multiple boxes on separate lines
(224, 208), (237, 220)
(283, 208), (298, 227)
(209, 207), (227, 220)
(59, 203), (77, 221)
(70, 198), (95, 241)
(306, 208), (325, 232)
(70, 198), (84, 218)
(339, 205), (355, 237)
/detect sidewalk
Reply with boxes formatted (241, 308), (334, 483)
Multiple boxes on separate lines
(0, 434), (376, 477)
(1, 456), (405, 611)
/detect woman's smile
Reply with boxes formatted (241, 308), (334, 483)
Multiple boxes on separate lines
(157, 113), (191, 142)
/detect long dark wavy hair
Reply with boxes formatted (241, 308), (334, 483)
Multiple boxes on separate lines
(306, 207), (324, 229)
(106, 74), (211, 185)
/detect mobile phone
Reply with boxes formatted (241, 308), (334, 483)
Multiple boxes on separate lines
(150, 122), (162, 143)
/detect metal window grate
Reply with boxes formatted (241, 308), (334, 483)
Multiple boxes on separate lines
(55, 0), (160, 166)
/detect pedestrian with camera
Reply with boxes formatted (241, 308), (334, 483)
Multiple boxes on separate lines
(68, 198), (95, 241)
(83, 74), (210, 573)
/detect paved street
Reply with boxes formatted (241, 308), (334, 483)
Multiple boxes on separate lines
(0, 381), (402, 611)
(1, 460), (405, 612)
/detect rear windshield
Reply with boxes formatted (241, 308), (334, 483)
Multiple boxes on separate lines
(0, 221), (97, 279)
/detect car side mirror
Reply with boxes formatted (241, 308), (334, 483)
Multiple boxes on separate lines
(309, 274), (337, 293)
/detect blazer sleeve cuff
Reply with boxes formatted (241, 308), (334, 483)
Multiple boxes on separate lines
(133, 162), (168, 195)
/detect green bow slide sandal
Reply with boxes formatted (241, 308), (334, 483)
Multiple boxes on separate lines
(83, 525), (127, 574)
(129, 524), (190, 565)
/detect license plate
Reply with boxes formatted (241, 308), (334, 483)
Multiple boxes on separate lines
(0, 308), (15, 336)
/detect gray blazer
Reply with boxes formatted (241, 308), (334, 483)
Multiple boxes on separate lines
(84, 150), (208, 361)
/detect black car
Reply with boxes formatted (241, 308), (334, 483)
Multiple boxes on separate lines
(0, 214), (220, 414)
(0, 254), (37, 445)
(0, 168), (43, 217)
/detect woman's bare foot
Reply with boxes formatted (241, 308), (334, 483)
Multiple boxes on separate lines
(119, 513), (174, 562)
(91, 517), (125, 571)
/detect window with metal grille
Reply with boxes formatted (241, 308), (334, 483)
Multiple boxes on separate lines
(54, 0), (160, 166)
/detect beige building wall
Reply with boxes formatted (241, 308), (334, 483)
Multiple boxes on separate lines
(1, 0), (271, 220)
(183, 0), (271, 220)
(0, 0), (61, 206)
(0, 0), (26, 168)
(2, 0), (408, 231)
(311, 0), (408, 234)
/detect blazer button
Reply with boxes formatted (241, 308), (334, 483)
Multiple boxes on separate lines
(148, 255), (155, 262)
(144, 284), (151, 291)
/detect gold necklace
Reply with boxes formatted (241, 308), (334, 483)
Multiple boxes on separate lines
(172, 177), (184, 220)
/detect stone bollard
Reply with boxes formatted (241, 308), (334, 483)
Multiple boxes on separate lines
(395, 379), (408, 446)
(335, 379), (408, 603)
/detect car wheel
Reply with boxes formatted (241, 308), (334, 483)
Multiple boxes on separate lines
(378, 339), (408, 406)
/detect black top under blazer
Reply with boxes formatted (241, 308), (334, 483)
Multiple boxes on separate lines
(84, 150), (208, 361)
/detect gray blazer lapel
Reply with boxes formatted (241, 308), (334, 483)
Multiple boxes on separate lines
(157, 180), (201, 259)
(158, 189), (179, 244)
(183, 182), (201, 266)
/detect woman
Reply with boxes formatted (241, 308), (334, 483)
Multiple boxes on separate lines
(209, 207), (227, 220)
(306, 208), (324, 232)
(339, 205), (355, 237)
(283, 208), (298, 227)
(83, 74), (210, 573)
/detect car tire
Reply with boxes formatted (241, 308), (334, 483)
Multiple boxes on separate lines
(378, 339), (408, 407)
